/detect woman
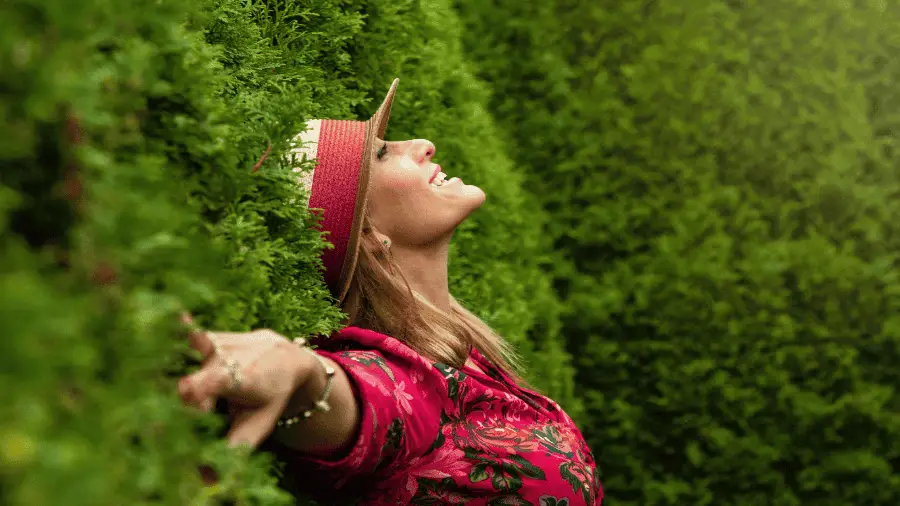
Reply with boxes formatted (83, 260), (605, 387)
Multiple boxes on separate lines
(177, 78), (603, 505)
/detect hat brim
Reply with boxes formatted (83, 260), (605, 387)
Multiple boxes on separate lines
(335, 78), (400, 303)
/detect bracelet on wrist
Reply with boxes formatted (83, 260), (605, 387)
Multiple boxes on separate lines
(276, 337), (336, 428)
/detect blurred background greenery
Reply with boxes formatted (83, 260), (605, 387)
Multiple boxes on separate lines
(2, 0), (899, 504)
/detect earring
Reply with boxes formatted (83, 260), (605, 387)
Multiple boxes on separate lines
(382, 239), (393, 274)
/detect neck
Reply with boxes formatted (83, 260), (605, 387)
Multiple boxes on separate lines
(389, 238), (452, 313)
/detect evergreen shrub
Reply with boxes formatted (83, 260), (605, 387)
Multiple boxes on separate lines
(1, 0), (575, 504)
(454, 0), (900, 504)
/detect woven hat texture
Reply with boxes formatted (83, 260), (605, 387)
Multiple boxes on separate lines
(290, 78), (400, 303)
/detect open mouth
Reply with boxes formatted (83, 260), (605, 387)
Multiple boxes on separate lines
(430, 171), (461, 189)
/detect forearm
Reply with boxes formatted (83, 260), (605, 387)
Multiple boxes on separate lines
(272, 349), (360, 457)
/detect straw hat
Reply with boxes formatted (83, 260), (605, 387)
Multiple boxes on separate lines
(290, 78), (400, 303)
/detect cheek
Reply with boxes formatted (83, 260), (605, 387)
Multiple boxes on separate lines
(391, 159), (427, 189)
(369, 174), (431, 218)
(385, 178), (421, 192)
(376, 161), (429, 195)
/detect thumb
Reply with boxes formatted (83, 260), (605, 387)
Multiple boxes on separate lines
(226, 401), (287, 449)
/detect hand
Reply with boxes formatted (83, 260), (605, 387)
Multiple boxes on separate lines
(177, 314), (306, 449)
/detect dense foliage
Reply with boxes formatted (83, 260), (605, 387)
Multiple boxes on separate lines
(1, 0), (575, 504)
(454, 0), (900, 504)
(5, 0), (900, 504)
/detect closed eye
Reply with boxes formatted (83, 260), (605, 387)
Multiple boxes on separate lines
(376, 142), (388, 160)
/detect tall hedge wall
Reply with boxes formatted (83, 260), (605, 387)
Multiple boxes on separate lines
(0, 0), (577, 504)
(454, 0), (900, 505)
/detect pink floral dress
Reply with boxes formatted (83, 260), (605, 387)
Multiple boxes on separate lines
(276, 326), (603, 505)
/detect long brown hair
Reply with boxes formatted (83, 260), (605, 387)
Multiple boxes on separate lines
(340, 212), (528, 386)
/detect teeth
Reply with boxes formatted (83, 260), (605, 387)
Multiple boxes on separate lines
(430, 171), (448, 190)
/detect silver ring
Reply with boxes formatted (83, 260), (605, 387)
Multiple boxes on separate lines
(225, 357), (242, 391)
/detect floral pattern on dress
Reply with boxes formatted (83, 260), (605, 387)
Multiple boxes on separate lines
(284, 327), (603, 506)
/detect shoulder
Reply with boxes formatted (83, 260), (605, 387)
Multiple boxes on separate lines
(314, 326), (437, 372)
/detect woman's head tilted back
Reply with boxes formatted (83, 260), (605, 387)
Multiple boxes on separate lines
(291, 79), (524, 382)
(363, 137), (485, 246)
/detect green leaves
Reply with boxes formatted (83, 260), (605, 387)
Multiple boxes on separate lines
(434, 362), (468, 401)
(464, 449), (546, 494)
(4, 0), (581, 504)
(470, 463), (490, 483)
(454, 0), (900, 504)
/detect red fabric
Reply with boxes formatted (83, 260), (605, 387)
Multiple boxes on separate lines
(309, 119), (367, 291)
(282, 327), (603, 505)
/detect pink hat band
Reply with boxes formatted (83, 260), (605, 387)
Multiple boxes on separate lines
(291, 119), (369, 298)
(289, 79), (398, 303)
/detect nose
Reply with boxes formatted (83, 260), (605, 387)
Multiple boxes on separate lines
(416, 140), (435, 164)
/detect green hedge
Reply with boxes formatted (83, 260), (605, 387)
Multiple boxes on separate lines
(455, 0), (900, 504)
(0, 0), (576, 504)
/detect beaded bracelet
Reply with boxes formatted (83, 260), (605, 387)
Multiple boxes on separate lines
(276, 337), (336, 428)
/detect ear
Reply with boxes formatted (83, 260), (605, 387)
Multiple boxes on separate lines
(371, 230), (391, 247)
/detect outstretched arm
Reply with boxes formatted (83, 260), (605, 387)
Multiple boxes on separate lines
(177, 322), (442, 482)
(176, 323), (360, 454)
(272, 352), (361, 457)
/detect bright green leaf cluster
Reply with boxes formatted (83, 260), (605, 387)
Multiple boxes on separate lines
(1, 0), (575, 504)
(455, 0), (900, 504)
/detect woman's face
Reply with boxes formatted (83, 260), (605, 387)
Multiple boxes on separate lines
(366, 138), (486, 246)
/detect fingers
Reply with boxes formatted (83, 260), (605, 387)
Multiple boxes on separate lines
(181, 313), (217, 360)
(226, 401), (286, 449)
(176, 315), (288, 450)
(179, 366), (285, 449)
(178, 365), (230, 412)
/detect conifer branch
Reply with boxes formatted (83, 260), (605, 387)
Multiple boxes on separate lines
(252, 144), (273, 173)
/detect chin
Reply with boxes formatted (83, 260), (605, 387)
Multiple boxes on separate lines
(458, 183), (486, 207)
(453, 185), (486, 224)
(419, 184), (486, 241)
